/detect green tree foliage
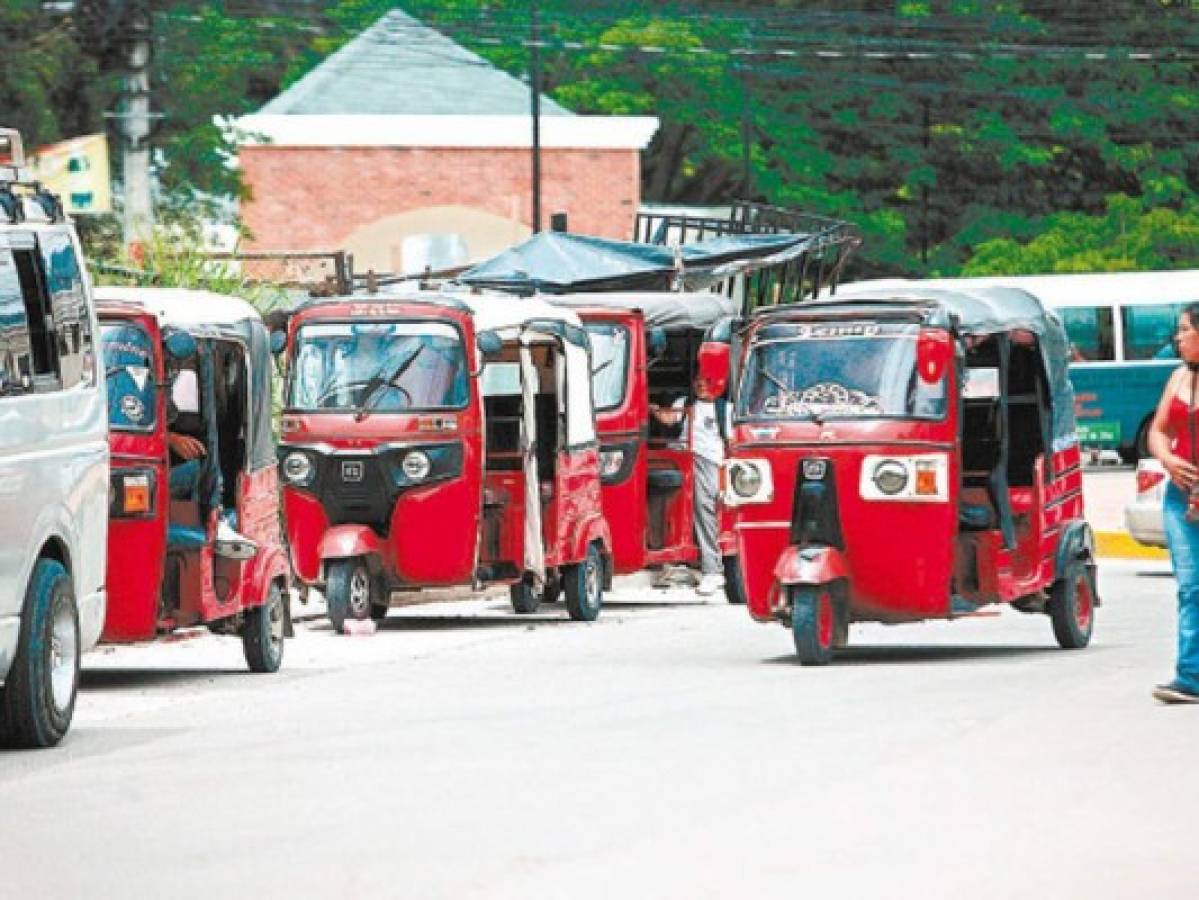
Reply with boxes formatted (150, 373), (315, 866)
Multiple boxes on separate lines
(4, 1), (1197, 277)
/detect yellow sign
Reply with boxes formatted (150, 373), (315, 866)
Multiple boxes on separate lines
(29, 133), (112, 214)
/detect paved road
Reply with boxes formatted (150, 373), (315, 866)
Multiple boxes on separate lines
(2, 563), (1195, 899)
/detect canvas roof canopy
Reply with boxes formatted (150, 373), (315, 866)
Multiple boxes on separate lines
(546, 290), (737, 331)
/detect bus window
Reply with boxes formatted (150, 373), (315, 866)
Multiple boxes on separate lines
(1057, 306), (1115, 362)
(1122, 303), (1183, 361)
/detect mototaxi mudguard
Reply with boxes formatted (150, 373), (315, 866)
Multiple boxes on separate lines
(566, 512), (614, 589)
(317, 525), (387, 584)
(243, 544), (294, 638)
(1055, 520), (1099, 604)
(769, 545), (850, 617)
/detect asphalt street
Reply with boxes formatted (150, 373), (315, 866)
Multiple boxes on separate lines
(1, 560), (1195, 899)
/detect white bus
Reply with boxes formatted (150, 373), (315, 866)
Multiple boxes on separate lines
(841, 270), (1199, 460)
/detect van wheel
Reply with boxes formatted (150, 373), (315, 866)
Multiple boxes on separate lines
(510, 579), (540, 615)
(326, 558), (373, 634)
(564, 544), (603, 622)
(0, 559), (79, 748)
(1049, 564), (1096, 649)
(791, 584), (836, 666)
(242, 581), (285, 673)
(723, 555), (746, 605)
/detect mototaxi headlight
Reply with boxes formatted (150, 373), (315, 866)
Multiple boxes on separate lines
(872, 459), (909, 496)
(731, 462), (763, 498)
(599, 448), (625, 479)
(401, 450), (432, 482)
(283, 451), (314, 486)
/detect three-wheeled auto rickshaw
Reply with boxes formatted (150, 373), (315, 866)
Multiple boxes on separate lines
(703, 285), (1098, 664)
(97, 288), (290, 672)
(548, 291), (745, 602)
(275, 290), (611, 629)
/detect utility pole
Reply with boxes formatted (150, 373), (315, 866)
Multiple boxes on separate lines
(528, 0), (542, 234)
(122, 1), (153, 253)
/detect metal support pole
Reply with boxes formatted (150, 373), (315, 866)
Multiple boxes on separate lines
(122, 3), (153, 250)
(529, 0), (543, 234)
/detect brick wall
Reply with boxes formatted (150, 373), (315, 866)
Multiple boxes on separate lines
(239, 145), (641, 255)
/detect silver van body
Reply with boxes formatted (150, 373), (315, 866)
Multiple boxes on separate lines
(0, 218), (108, 679)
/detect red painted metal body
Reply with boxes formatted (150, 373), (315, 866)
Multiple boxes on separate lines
(278, 298), (607, 596)
(726, 316), (1089, 634)
(575, 306), (732, 575)
(99, 305), (289, 643)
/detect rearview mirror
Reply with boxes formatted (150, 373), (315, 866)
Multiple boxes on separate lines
(916, 329), (953, 384)
(696, 342), (731, 398)
(270, 330), (287, 355)
(163, 330), (198, 362)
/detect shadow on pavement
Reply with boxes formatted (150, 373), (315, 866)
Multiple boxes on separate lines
(763, 644), (1068, 666)
(370, 614), (577, 632)
(81, 668), (252, 690)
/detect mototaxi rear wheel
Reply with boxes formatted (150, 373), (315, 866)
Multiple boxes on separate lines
(564, 543), (604, 622)
(242, 580), (286, 673)
(1049, 564), (1096, 649)
(723, 555), (746, 605)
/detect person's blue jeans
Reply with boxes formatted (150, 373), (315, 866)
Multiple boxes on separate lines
(169, 460), (202, 501)
(1161, 483), (1199, 692)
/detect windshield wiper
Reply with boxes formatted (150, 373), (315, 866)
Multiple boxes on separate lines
(354, 345), (425, 422)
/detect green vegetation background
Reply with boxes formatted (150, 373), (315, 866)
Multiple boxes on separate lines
(4, 0), (1198, 279)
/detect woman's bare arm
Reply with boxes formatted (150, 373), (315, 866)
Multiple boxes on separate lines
(1149, 366), (1199, 490)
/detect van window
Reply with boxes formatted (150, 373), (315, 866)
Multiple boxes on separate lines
(13, 247), (57, 385)
(1122, 303), (1183, 361)
(1057, 306), (1115, 362)
(0, 249), (34, 395)
(39, 232), (94, 388)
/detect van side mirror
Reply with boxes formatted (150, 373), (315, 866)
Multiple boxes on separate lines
(270, 330), (287, 355)
(163, 330), (198, 362)
(697, 342), (731, 398)
(477, 330), (503, 357)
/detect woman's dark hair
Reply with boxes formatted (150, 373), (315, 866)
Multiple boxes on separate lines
(1182, 302), (1199, 328)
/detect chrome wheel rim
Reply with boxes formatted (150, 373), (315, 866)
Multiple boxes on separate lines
(267, 588), (285, 656)
(585, 554), (600, 610)
(49, 599), (78, 713)
(348, 568), (372, 617)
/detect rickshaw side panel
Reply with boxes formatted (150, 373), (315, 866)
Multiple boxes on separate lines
(103, 457), (169, 642)
(598, 432), (649, 574)
(390, 448), (481, 585)
(551, 446), (607, 565)
(282, 486), (329, 584)
(234, 466), (290, 607)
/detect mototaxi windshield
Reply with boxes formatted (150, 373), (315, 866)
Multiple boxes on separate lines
(287, 321), (469, 413)
(737, 322), (947, 421)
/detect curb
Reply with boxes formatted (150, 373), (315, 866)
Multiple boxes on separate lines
(1094, 530), (1169, 561)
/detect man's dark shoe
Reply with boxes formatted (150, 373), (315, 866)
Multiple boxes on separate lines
(1152, 682), (1199, 704)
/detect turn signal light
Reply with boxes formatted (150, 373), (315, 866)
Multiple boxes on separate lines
(915, 465), (938, 496)
(123, 474), (151, 514)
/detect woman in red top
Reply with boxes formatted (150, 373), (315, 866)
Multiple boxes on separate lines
(1147, 302), (1199, 703)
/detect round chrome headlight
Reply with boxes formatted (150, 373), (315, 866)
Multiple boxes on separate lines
(872, 459), (908, 495)
(731, 462), (763, 498)
(283, 451), (314, 486)
(401, 450), (432, 482)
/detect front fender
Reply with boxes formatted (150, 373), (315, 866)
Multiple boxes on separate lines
(773, 545), (849, 587)
(318, 526), (384, 565)
(567, 511), (612, 563)
(1055, 520), (1098, 602)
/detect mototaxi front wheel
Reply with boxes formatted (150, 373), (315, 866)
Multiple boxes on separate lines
(326, 558), (375, 634)
(723, 555), (746, 605)
(790, 584), (837, 666)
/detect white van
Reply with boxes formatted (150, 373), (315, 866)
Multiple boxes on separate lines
(0, 129), (107, 748)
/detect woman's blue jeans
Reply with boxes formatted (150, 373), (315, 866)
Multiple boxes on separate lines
(1162, 483), (1199, 692)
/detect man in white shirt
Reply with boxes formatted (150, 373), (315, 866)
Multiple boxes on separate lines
(649, 374), (727, 596)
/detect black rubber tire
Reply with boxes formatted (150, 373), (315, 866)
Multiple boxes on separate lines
(0, 559), (79, 748)
(326, 558), (373, 634)
(723, 555), (746, 605)
(370, 602), (390, 622)
(1049, 564), (1096, 649)
(242, 580), (286, 673)
(542, 572), (562, 605)
(510, 580), (541, 615)
(564, 543), (604, 622)
(791, 584), (836, 666)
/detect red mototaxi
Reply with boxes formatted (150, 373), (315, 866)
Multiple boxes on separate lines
(97, 287), (290, 672)
(276, 290), (612, 627)
(703, 285), (1098, 663)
